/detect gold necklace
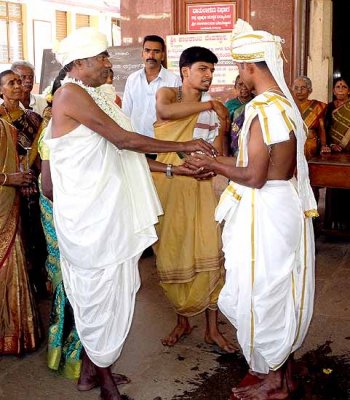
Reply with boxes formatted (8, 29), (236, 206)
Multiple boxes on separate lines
(1, 104), (15, 125)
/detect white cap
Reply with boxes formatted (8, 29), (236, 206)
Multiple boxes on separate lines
(55, 27), (108, 67)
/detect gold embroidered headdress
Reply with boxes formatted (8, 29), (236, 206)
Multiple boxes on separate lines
(230, 19), (318, 217)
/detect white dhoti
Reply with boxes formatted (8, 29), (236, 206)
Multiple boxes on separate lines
(45, 110), (162, 367)
(216, 179), (315, 374)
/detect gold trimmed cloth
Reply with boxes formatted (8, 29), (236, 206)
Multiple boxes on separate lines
(0, 119), (41, 355)
(299, 99), (326, 159)
(218, 179), (315, 373)
(0, 120), (18, 269)
(152, 114), (224, 317)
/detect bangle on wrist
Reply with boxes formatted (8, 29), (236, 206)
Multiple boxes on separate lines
(1, 173), (7, 186)
(165, 164), (173, 178)
(208, 100), (213, 110)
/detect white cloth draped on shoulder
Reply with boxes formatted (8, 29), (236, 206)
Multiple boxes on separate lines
(44, 82), (162, 367)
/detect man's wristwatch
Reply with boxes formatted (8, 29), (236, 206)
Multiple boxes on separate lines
(166, 164), (173, 178)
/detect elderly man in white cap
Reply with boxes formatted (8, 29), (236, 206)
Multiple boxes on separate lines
(44, 27), (216, 400)
(187, 20), (317, 399)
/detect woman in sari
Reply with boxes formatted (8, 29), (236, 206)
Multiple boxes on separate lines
(292, 76), (330, 159)
(0, 70), (47, 298)
(225, 75), (253, 156)
(324, 77), (350, 230)
(37, 70), (82, 379)
(0, 70), (42, 170)
(0, 117), (41, 355)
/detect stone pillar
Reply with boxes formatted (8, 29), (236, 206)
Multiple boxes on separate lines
(307, 0), (333, 103)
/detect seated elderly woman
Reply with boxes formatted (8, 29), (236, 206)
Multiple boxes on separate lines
(292, 75), (330, 159)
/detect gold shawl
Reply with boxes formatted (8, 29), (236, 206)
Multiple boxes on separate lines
(300, 99), (326, 132)
(0, 119), (19, 268)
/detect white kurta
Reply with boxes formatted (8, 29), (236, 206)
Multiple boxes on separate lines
(216, 91), (316, 374)
(45, 82), (162, 367)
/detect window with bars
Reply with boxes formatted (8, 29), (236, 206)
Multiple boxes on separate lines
(76, 14), (90, 29)
(0, 1), (23, 63)
(56, 10), (67, 41)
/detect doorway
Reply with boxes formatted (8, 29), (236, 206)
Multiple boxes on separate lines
(332, 0), (350, 81)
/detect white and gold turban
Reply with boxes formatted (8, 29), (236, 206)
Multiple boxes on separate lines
(230, 19), (317, 216)
(230, 19), (284, 63)
(55, 27), (108, 67)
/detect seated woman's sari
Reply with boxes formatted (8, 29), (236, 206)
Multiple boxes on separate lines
(0, 118), (41, 355)
(38, 107), (82, 379)
(324, 100), (350, 231)
(299, 99), (327, 160)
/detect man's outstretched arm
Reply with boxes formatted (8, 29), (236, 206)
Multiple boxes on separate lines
(52, 84), (217, 156)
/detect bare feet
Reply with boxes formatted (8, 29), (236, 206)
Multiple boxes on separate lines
(77, 373), (130, 391)
(205, 332), (237, 354)
(96, 366), (122, 400)
(161, 315), (193, 346)
(205, 309), (237, 354)
(232, 369), (289, 400)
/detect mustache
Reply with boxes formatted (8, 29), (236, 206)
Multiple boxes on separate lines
(146, 58), (156, 62)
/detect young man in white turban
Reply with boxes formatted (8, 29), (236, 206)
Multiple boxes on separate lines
(44, 27), (216, 400)
(187, 20), (317, 399)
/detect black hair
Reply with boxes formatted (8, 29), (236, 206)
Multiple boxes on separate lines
(142, 35), (165, 51)
(254, 61), (268, 70)
(179, 46), (218, 80)
(52, 69), (67, 96)
(0, 69), (17, 86)
(45, 68), (67, 105)
(332, 76), (350, 88)
(63, 61), (74, 72)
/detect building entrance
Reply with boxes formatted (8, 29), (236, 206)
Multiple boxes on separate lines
(332, 0), (350, 81)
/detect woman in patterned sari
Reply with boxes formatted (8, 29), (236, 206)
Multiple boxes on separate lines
(324, 77), (350, 231)
(292, 76), (330, 159)
(0, 70), (47, 298)
(37, 70), (82, 379)
(0, 117), (41, 355)
(0, 70), (42, 170)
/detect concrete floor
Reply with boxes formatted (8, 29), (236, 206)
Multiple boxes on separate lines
(0, 203), (349, 399)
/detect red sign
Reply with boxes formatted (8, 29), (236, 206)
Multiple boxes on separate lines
(187, 3), (236, 33)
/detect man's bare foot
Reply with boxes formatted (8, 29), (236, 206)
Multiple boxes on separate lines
(96, 366), (122, 400)
(248, 369), (266, 379)
(77, 373), (130, 391)
(232, 369), (288, 400)
(161, 315), (193, 346)
(100, 385), (122, 400)
(204, 332), (237, 354)
(205, 309), (237, 354)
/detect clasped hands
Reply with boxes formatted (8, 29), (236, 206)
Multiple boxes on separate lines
(178, 151), (218, 180)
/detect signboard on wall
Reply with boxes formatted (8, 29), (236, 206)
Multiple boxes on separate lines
(187, 3), (236, 32)
(167, 32), (236, 84)
(39, 46), (142, 95)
